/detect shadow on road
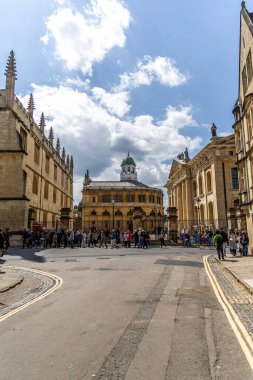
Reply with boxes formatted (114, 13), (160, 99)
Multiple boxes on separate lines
(6, 248), (46, 263)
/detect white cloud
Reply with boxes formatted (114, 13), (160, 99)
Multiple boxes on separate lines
(116, 56), (188, 91)
(41, 0), (131, 75)
(91, 87), (130, 117)
(19, 84), (201, 204)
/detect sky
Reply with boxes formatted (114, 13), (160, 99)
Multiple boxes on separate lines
(0, 0), (242, 205)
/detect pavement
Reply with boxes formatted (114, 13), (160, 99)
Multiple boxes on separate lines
(0, 266), (23, 292)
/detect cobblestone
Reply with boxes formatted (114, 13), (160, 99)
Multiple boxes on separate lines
(209, 255), (253, 335)
(0, 266), (54, 318)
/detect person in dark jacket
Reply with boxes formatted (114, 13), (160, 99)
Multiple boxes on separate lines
(0, 229), (5, 257)
(220, 227), (228, 257)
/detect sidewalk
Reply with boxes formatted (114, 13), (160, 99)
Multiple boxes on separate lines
(219, 254), (253, 294)
(0, 267), (24, 292)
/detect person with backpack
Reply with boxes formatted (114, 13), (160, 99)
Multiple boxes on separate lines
(213, 230), (224, 260)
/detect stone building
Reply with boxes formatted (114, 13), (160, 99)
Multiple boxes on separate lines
(232, 1), (253, 250)
(82, 153), (164, 233)
(0, 51), (73, 244)
(164, 126), (239, 239)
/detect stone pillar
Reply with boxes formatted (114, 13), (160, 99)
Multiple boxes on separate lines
(60, 208), (71, 229)
(167, 207), (178, 242)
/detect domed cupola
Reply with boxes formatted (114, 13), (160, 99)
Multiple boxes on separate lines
(120, 152), (137, 181)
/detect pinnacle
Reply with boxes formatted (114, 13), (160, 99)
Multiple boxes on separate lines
(39, 113), (46, 133)
(27, 93), (35, 116)
(4, 50), (17, 79)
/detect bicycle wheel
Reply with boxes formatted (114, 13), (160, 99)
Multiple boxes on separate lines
(199, 244), (205, 250)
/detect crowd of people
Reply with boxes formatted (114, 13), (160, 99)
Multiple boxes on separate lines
(21, 228), (152, 250)
(180, 228), (249, 260)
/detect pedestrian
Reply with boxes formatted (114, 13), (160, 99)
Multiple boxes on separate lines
(241, 231), (249, 256)
(220, 227), (228, 257)
(111, 230), (117, 249)
(228, 229), (237, 256)
(133, 230), (139, 248)
(159, 232), (166, 248)
(0, 229), (5, 257)
(213, 230), (224, 260)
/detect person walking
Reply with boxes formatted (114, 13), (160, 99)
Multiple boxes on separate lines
(159, 232), (166, 248)
(228, 229), (237, 256)
(0, 229), (5, 257)
(220, 227), (228, 257)
(213, 230), (224, 260)
(241, 231), (249, 256)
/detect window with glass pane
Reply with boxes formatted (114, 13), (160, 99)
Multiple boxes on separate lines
(231, 168), (239, 189)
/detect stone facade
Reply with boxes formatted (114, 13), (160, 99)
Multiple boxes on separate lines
(0, 51), (73, 244)
(81, 154), (164, 233)
(164, 131), (239, 238)
(232, 2), (253, 252)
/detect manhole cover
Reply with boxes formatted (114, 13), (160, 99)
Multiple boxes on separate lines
(65, 259), (78, 262)
(96, 257), (111, 260)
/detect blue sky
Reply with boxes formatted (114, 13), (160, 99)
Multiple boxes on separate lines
(0, 0), (242, 203)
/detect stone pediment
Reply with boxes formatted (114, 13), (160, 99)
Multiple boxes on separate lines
(169, 159), (184, 179)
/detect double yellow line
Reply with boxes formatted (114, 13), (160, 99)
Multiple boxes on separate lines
(204, 255), (253, 370)
(0, 266), (63, 322)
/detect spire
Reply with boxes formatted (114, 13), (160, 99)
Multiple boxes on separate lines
(241, 1), (246, 9)
(66, 154), (70, 167)
(62, 147), (66, 162)
(5, 50), (17, 101)
(5, 50), (17, 80)
(48, 126), (54, 145)
(39, 113), (46, 134)
(27, 94), (35, 117)
(56, 138), (60, 154)
(211, 123), (217, 138)
(70, 155), (74, 169)
(84, 169), (91, 186)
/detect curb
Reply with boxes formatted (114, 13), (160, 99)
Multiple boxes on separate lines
(211, 255), (253, 296)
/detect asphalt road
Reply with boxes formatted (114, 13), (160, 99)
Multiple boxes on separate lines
(0, 246), (252, 380)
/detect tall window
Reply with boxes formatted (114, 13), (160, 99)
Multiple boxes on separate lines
(61, 172), (64, 186)
(20, 128), (27, 151)
(45, 156), (50, 173)
(193, 181), (197, 197)
(126, 193), (135, 202)
(138, 194), (146, 202)
(206, 171), (212, 192)
(242, 66), (248, 95)
(231, 168), (239, 190)
(53, 187), (57, 203)
(54, 164), (57, 181)
(34, 143), (40, 165)
(44, 181), (49, 199)
(114, 194), (122, 202)
(102, 195), (111, 202)
(247, 111), (252, 141)
(32, 174), (38, 194)
(247, 50), (253, 84)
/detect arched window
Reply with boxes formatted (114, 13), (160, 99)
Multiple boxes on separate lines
(91, 209), (97, 215)
(208, 202), (214, 224)
(206, 171), (212, 192)
(198, 176), (203, 195)
(127, 210), (133, 216)
(115, 209), (122, 216)
(102, 210), (110, 216)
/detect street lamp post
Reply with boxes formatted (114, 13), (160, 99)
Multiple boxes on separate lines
(196, 197), (201, 232)
(112, 196), (115, 230)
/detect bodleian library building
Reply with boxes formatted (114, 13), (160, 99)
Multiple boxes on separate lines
(0, 51), (73, 245)
(81, 153), (164, 234)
